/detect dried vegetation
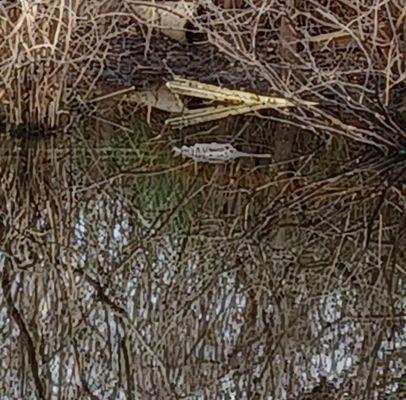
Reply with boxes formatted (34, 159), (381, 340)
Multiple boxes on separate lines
(0, 1), (405, 399)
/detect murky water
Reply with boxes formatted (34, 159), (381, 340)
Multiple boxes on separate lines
(0, 117), (405, 399)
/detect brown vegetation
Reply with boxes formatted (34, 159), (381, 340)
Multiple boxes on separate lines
(0, 1), (405, 399)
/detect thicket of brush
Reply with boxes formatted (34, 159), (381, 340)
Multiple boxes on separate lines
(0, 1), (405, 399)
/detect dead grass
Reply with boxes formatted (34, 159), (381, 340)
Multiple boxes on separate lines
(0, 1), (404, 136)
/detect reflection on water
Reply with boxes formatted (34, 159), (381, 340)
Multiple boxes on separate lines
(0, 116), (405, 399)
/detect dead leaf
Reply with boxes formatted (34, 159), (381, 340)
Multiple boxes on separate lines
(131, 1), (198, 43)
(127, 84), (185, 113)
(308, 31), (353, 50)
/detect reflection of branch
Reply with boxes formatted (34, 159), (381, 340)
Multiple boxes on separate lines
(73, 163), (191, 194)
(121, 336), (134, 400)
(72, 337), (102, 400)
(1, 266), (45, 399)
(75, 270), (175, 398)
(148, 173), (201, 235)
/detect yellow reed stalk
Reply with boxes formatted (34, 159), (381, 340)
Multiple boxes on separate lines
(165, 78), (318, 127)
(166, 78), (317, 107)
(166, 103), (270, 128)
